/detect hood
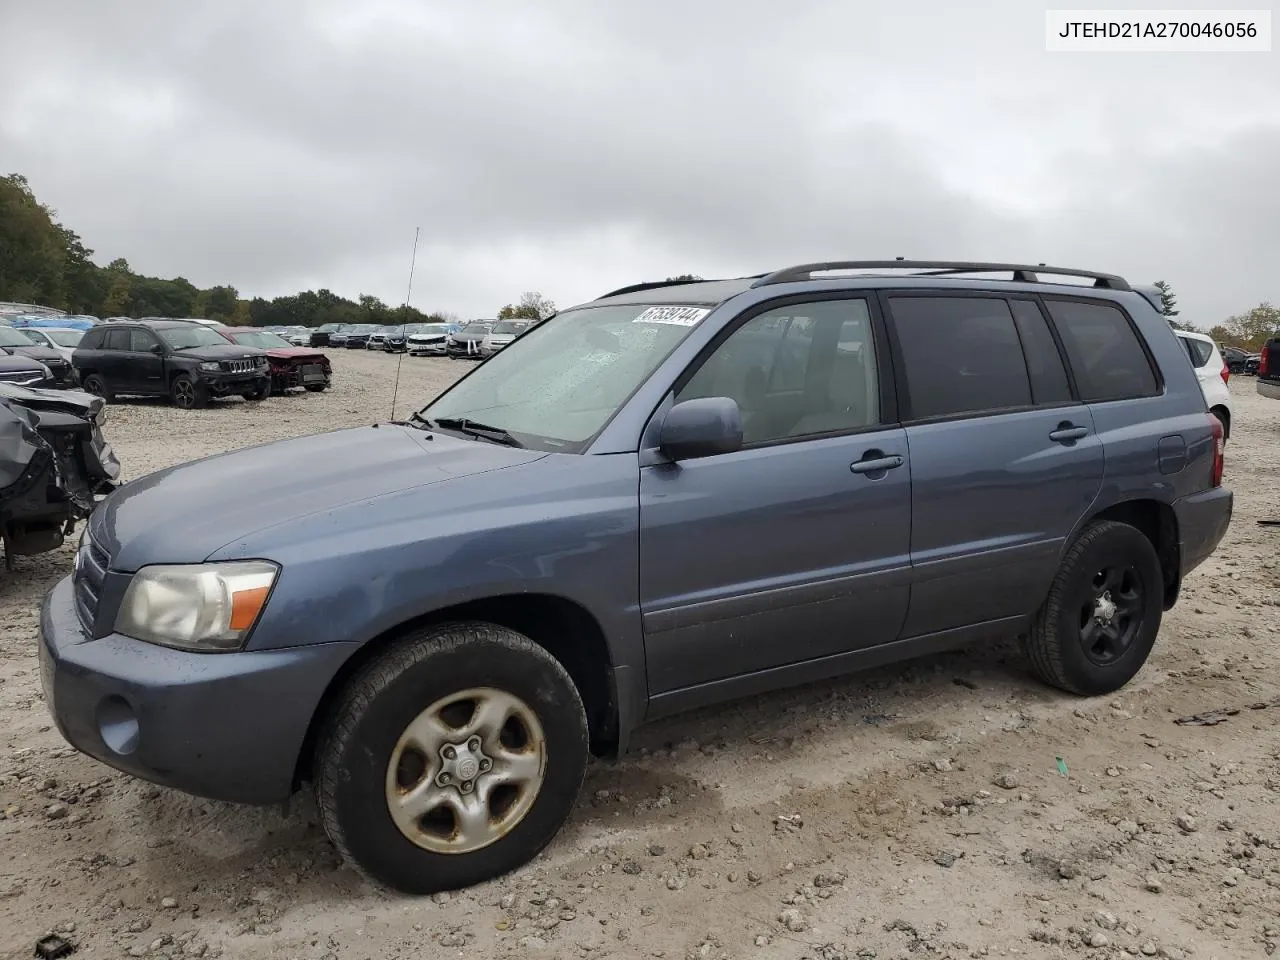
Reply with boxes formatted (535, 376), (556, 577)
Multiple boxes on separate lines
(4, 344), (62, 364)
(0, 383), (102, 418)
(264, 347), (327, 362)
(91, 424), (545, 570)
(172, 343), (266, 363)
(0, 353), (47, 372)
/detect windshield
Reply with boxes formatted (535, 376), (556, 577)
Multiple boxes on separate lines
(159, 325), (235, 351)
(42, 330), (83, 347)
(231, 331), (292, 349)
(421, 303), (707, 451)
(0, 328), (34, 347)
(491, 321), (526, 335)
(459, 324), (491, 337)
(410, 324), (448, 336)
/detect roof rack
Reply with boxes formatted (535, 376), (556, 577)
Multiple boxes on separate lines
(594, 274), (770, 301)
(750, 260), (1131, 291)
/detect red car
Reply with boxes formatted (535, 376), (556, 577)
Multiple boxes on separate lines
(215, 327), (332, 394)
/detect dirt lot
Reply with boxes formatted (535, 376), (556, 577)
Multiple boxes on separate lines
(1, 352), (1277, 960)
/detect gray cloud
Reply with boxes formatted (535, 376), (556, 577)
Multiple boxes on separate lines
(1, 0), (1276, 323)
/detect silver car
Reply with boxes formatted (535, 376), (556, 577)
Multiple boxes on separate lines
(481, 319), (533, 357)
(17, 327), (86, 365)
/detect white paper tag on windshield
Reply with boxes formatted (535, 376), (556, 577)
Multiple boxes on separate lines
(633, 306), (709, 327)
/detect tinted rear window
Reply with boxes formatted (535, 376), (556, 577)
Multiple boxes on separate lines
(889, 296), (1032, 419)
(1044, 300), (1159, 402)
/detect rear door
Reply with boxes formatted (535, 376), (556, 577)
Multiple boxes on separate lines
(639, 295), (912, 700)
(97, 328), (133, 389)
(882, 293), (1105, 637)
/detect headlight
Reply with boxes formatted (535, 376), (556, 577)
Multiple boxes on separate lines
(255, 357), (268, 369)
(199, 361), (220, 372)
(115, 560), (279, 652)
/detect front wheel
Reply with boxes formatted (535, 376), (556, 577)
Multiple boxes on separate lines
(80, 374), (113, 402)
(315, 623), (588, 894)
(1023, 520), (1164, 696)
(304, 383), (328, 393)
(170, 375), (206, 410)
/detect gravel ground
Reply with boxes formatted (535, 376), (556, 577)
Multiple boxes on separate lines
(1, 352), (1277, 960)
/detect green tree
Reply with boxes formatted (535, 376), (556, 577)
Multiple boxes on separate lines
(1221, 302), (1280, 351)
(498, 291), (556, 320)
(0, 174), (67, 306)
(1152, 280), (1179, 318)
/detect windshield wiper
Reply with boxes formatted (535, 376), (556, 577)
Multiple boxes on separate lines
(430, 417), (524, 447)
(405, 410), (433, 430)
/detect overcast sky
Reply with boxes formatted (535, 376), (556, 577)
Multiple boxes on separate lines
(2, 0), (1276, 325)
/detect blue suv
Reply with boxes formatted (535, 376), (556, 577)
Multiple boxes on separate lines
(39, 261), (1232, 894)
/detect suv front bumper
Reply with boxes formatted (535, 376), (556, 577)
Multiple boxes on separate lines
(39, 576), (357, 805)
(1257, 378), (1280, 401)
(199, 371), (270, 395)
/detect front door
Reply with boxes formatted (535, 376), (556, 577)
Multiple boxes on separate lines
(639, 296), (912, 699)
(881, 293), (1106, 637)
(125, 328), (166, 394)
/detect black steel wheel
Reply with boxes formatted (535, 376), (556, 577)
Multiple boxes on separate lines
(1023, 520), (1164, 696)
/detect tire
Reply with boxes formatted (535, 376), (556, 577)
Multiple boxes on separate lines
(243, 381), (271, 401)
(1023, 520), (1164, 696)
(315, 622), (588, 895)
(80, 374), (113, 402)
(170, 375), (206, 410)
(305, 383), (328, 393)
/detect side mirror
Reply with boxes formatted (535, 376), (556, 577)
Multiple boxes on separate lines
(658, 397), (743, 461)
(149, 344), (164, 354)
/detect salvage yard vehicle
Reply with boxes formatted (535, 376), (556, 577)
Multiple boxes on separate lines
(1174, 328), (1232, 441)
(40, 261), (1232, 896)
(310, 323), (350, 347)
(343, 324), (381, 349)
(0, 326), (76, 387)
(18, 327), (85, 366)
(215, 327), (333, 394)
(72, 320), (271, 408)
(405, 322), (458, 356)
(0, 383), (118, 564)
(480, 320), (532, 357)
(1257, 338), (1280, 402)
(446, 320), (494, 358)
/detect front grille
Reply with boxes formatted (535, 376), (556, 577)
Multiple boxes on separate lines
(0, 370), (44, 384)
(73, 532), (109, 630)
(224, 359), (255, 374)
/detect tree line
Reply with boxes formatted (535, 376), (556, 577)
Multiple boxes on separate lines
(0, 174), (556, 328)
(3, 173), (1272, 343)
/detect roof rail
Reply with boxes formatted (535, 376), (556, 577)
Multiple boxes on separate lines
(749, 260), (1131, 291)
(595, 274), (770, 301)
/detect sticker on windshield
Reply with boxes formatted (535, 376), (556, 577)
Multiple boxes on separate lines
(633, 306), (709, 327)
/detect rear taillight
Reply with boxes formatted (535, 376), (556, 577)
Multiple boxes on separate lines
(1261, 346), (1272, 377)
(1209, 415), (1225, 487)
(1221, 360), (1230, 385)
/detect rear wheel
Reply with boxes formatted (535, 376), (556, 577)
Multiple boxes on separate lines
(1211, 406), (1230, 442)
(315, 622), (588, 894)
(305, 383), (328, 393)
(1023, 520), (1163, 696)
(80, 374), (113, 402)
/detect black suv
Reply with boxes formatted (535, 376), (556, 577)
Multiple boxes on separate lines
(73, 321), (271, 409)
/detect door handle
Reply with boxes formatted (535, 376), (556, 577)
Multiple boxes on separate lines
(850, 454), (905, 474)
(1049, 424), (1089, 443)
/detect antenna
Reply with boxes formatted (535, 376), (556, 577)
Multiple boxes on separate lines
(389, 226), (421, 422)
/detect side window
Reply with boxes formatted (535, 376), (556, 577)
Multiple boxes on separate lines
(1184, 338), (1213, 367)
(128, 329), (158, 352)
(1043, 300), (1159, 401)
(1008, 299), (1072, 405)
(675, 299), (880, 445)
(103, 329), (131, 351)
(889, 297), (1032, 420)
